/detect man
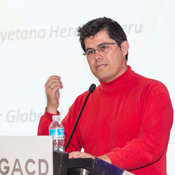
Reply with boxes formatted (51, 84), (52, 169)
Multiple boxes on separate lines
(38, 17), (173, 175)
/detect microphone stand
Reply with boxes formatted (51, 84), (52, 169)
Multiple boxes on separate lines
(65, 84), (96, 150)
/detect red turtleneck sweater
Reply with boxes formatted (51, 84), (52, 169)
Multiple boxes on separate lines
(38, 66), (173, 175)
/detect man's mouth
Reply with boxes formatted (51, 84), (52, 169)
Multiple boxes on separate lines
(96, 64), (107, 69)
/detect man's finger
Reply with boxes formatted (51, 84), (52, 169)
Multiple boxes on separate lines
(69, 152), (95, 159)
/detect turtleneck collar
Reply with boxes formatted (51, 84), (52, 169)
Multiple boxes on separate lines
(99, 66), (136, 91)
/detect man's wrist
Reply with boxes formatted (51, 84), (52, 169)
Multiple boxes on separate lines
(46, 106), (57, 114)
(98, 155), (111, 164)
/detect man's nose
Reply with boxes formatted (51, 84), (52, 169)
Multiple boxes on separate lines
(94, 48), (102, 60)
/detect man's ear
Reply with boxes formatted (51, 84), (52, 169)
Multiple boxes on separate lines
(120, 41), (129, 57)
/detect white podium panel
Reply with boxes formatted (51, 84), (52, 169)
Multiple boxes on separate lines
(0, 136), (53, 175)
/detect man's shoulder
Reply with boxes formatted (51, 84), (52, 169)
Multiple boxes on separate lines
(73, 90), (90, 104)
(134, 72), (169, 95)
(73, 84), (100, 104)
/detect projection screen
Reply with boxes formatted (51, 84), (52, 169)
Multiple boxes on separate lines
(0, 0), (174, 174)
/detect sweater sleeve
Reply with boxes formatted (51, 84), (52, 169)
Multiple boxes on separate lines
(62, 108), (82, 153)
(37, 108), (82, 153)
(37, 109), (60, 135)
(61, 94), (88, 153)
(106, 83), (173, 170)
(37, 94), (87, 152)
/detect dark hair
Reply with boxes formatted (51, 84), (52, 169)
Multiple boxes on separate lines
(77, 17), (128, 61)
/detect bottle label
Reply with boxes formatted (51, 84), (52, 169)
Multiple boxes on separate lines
(49, 129), (65, 140)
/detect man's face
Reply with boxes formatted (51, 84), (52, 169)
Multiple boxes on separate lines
(84, 31), (129, 82)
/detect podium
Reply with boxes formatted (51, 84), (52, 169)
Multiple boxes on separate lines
(0, 136), (133, 175)
(53, 151), (134, 175)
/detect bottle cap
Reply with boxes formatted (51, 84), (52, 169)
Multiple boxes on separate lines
(52, 115), (60, 121)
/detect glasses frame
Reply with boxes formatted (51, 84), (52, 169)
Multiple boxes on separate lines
(83, 42), (118, 56)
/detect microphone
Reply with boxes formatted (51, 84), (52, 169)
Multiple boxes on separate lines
(89, 83), (96, 92)
(65, 84), (96, 150)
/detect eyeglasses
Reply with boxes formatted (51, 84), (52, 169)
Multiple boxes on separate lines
(83, 42), (118, 57)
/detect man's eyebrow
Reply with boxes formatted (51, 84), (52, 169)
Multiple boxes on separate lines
(85, 42), (109, 52)
(97, 43), (110, 47)
(85, 48), (93, 52)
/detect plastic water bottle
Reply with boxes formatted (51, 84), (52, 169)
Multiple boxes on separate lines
(49, 115), (65, 151)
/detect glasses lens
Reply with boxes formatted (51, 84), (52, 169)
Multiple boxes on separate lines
(83, 42), (117, 57)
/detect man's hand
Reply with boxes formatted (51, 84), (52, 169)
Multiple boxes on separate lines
(69, 151), (95, 159)
(69, 151), (111, 164)
(45, 76), (63, 114)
